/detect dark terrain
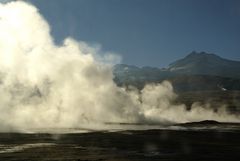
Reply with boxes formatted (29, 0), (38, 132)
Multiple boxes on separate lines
(1, 124), (240, 161)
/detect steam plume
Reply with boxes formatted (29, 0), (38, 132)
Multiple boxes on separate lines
(0, 1), (239, 132)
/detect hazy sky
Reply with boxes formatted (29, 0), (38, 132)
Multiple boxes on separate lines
(28, 0), (240, 67)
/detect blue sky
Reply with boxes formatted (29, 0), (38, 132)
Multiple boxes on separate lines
(29, 0), (240, 67)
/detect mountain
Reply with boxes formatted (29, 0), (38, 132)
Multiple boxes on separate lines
(168, 51), (240, 78)
(113, 52), (240, 112)
(113, 51), (240, 92)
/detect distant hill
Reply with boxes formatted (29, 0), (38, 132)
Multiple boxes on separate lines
(113, 51), (240, 92)
(168, 51), (240, 78)
(113, 51), (240, 112)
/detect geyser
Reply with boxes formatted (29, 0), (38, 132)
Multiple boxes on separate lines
(0, 1), (239, 132)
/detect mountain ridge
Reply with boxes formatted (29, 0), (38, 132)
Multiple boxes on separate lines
(168, 51), (240, 78)
(113, 51), (240, 92)
(114, 51), (240, 79)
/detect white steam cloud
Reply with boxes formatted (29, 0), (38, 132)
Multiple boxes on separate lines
(0, 1), (239, 132)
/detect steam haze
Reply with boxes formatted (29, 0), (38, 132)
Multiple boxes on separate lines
(0, 1), (239, 132)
